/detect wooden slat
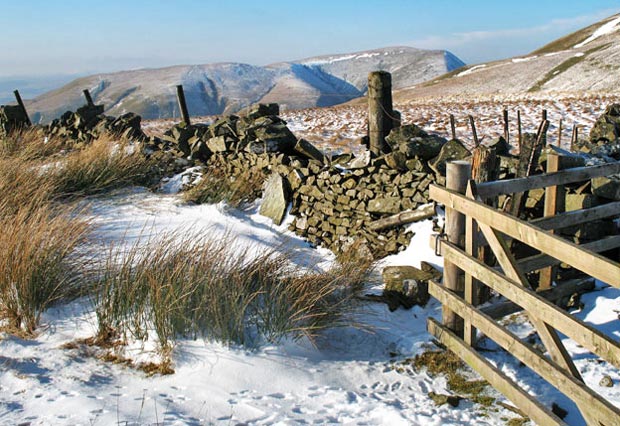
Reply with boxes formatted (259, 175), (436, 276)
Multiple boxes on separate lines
(441, 240), (620, 368)
(430, 184), (620, 287)
(429, 282), (620, 425)
(518, 235), (620, 273)
(474, 219), (583, 380)
(530, 201), (620, 231)
(427, 318), (568, 426)
(475, 162), (620, 199)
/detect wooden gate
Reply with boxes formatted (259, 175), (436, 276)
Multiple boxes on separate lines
(429, 159), (620, 425)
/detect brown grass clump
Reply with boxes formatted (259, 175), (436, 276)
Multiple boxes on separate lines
(0, 202), (90, 335)
(182, 166), (265, 208)
(49, 135), (155, 197)
(91, 232), (372, 358)
(0, 128), (67, 160)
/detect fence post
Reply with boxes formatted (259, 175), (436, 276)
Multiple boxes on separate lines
(539, 152), (565, 290)
(450, 114), (456, 140)
(367, 71), (393, 156)
(443, 160), (472, 336)
(82, 89), (95, 107)
(13, 89), (31, 126)
(503, 109), (509, 144)
(176, 84), (191, 126)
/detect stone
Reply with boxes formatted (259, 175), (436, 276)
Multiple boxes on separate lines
(259, 173), (291, 225)
(242, 103), (280, 120)
(206, 135), (228, 153)
(367, 197), (401, 215)
(428, 139), (471, 177)
(487, 136), (511, 156)
(384, 151), (408, 171)
(385, 124), (428, 149)
(565, 193), (599, 212)
(347, 150), (371, 169)
(592, 175), (620, 200)
(398, 136), (446, 160)
(382, 265), (434, 308)
(428, 392), (462, 408)
(294, 138), (325, 164)
(0, 105), (30, 134)
(599, 375), (613, 387)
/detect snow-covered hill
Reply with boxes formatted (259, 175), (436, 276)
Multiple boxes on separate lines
(26, 46), (464, 123)
(393, 13), (620, 101)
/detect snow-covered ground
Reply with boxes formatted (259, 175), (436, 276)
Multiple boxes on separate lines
(1, 183), (619, 425)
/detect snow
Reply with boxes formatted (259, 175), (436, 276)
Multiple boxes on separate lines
(457, 64), (486, 77)
(574, 15), (620, 48)
(512, 56), (537, 63)
(0, 188), (514, 425)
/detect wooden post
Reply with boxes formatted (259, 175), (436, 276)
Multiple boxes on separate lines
(517, 110), (522, 150)
(176, 84), (191, 126)
(450, 114), (456, 140)
(469, 115), (479, 146)
(443, 160), (472, 335)
(539, 152), (565, 290)
(368, 71), (393, 156)
(542, 109), (547, 122)
(13, 90), (31, 126)
(465, 146), (499, 346)
(571, 124), (578, 151)
(557, 119), (563, 147)
(82, 89), (95, 107)
(503, 109), (509, 144)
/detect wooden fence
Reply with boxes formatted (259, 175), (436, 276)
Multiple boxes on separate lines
(429, 157), (620, 425)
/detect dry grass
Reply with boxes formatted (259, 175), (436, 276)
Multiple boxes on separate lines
(48, 135), (156, 197)
(182, 166), (265, 208)
(91, 232), (372, 357)
(0, 128), (67, 160)
(0, 202), (90, 335)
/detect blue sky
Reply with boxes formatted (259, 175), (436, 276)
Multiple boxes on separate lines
(0, 0), (618, 78)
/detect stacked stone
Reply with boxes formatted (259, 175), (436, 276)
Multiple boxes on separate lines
(46, 104), (149, 144)
(0, 105), (30, 136)
(289, 158), (435, 259)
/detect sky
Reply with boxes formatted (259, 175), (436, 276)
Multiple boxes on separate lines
(0, 0), (618, 79)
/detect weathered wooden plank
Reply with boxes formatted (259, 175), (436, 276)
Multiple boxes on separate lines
(540, 153), (564, 290)
(429, 283), (620, 425)
(441, 241), (620, 367)
(474, 218), (583, 380)
(368, 203), (434, 231)
(481, 278), (595, 319)
(476, 161), (620, 199)
(427, 318), (568, 426)
(530, 201), (620, 231)
(443, 161), (471, 334)
(430, 184), (620, 287)
(518, 235), (620, 273)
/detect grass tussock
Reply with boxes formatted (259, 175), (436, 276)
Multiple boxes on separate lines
(409, 349), (494, 407)
(49, 135), (155, 197)
(0, 128), (67, 160)
(0, 202), (90, 335)
(183, 166), (265, 208)
(92, 233), (371, 356)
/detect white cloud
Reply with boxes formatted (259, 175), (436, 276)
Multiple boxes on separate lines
(409, 9), (619, 63)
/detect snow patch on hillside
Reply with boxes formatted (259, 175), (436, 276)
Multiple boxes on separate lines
(574, 15), (620, 48)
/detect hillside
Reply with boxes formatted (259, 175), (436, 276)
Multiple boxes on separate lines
(393, 13), (620, 102)
(26, 47), (464, 123)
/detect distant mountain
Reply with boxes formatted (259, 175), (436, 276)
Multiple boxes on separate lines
(25, 46), (464, 123)
(393, 13), (620, 101)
